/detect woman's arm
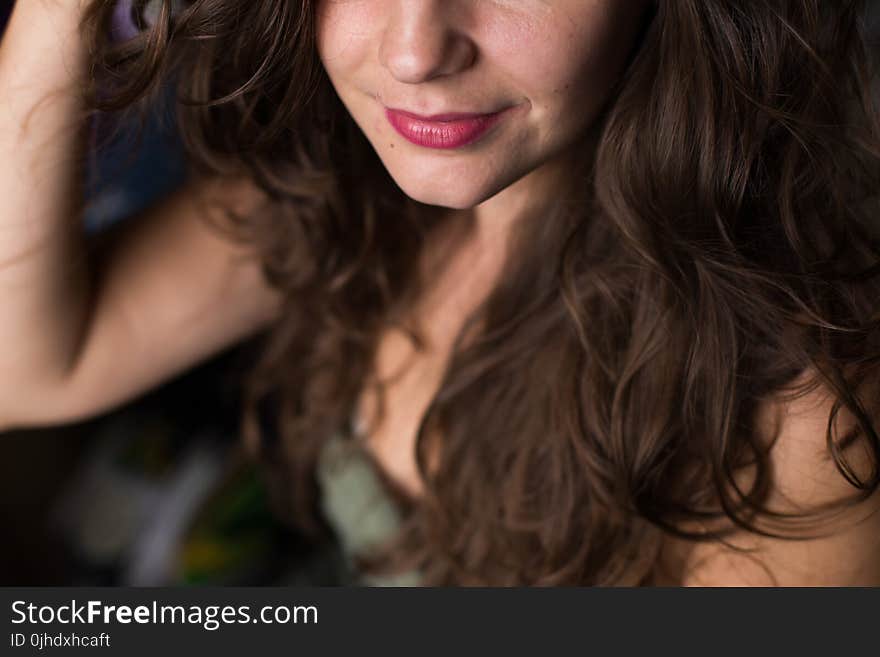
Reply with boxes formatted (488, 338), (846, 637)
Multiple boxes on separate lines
(0, 1), (283, 431)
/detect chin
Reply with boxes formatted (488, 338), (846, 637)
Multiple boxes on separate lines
(387, 166), (521, 211)
(387, 175), (482, 210)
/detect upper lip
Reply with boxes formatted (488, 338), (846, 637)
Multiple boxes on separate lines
(385, 107), (508, 122)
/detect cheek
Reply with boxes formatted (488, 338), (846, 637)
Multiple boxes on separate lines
(486, 5), (640, 121)
(315, 2), (378, 75)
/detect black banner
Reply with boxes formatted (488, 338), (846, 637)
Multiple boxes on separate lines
(1, 587), (876, 655)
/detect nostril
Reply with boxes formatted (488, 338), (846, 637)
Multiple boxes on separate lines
(380, 32), (477, 85)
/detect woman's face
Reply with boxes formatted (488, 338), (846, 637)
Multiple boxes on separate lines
(316, 0), (651, 211)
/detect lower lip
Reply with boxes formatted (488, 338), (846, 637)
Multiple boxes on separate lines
(384, 108), (511, 150)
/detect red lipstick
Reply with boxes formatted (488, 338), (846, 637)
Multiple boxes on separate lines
(384, 107), (511, 150)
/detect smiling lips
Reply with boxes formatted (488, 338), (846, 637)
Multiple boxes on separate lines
(384, 107), (511, 149)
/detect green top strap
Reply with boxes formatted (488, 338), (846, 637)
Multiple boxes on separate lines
(315, 432), (422, 587)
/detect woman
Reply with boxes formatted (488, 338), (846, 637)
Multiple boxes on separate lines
(1, 0), (879, 586)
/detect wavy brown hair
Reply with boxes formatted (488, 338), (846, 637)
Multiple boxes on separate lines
(79, 0), (880, 585)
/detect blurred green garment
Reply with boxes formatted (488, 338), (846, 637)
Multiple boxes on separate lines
(316, 432), (422, 587)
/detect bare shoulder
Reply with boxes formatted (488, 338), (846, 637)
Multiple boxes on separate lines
(659, 370), (880, 586)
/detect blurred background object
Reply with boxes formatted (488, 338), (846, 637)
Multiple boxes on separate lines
(0, 0), (341, 586)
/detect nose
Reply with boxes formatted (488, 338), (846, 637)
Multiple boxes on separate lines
(378, 1), (477, 84)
